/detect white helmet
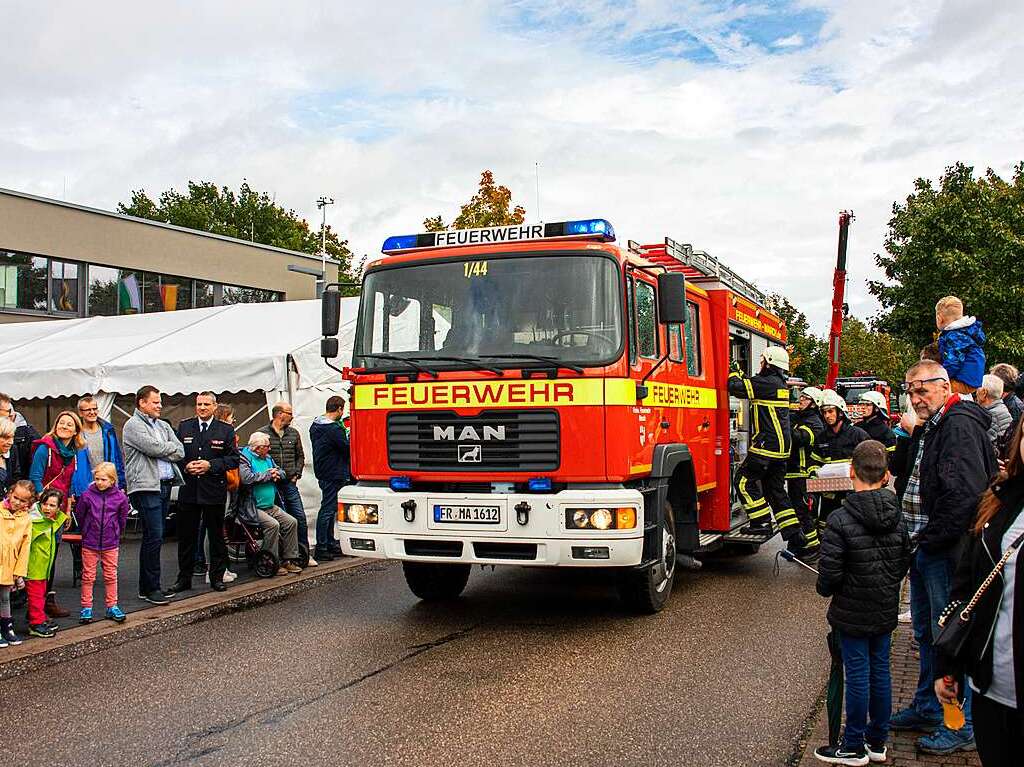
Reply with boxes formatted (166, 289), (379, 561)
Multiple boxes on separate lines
(800, 386), (825, 407)
(859, 390), (889, 414)
(762, 346), (790, 372)
(821, 389), (848, 414)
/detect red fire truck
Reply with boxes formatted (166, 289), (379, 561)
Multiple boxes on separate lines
(320, 219), (788, 612)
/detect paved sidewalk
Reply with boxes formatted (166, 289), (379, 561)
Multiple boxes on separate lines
(797, 622), (981, 767)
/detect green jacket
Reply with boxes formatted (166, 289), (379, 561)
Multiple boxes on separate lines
(26, 505), (67, 581)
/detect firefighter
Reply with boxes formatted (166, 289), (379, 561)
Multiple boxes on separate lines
(856, 391), (896, 453)
(813, 389), (870, 529)
(729, 346), (801, 542)
(786, 386), (826, 559)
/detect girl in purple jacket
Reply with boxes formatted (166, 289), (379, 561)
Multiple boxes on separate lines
(76, 462), (130, 623)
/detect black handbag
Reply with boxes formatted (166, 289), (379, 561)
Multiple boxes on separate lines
(935, 530), (1024, 663)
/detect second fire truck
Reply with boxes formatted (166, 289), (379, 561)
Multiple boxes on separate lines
(321, 219), (788, 612)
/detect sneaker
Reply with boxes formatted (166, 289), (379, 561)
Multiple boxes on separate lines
(80, 607), (94, 624)
(45, 620), (60, 633)
(813, 744), (869, 766)
(1, 622), (22, 645)
(917, 726), (976, 755)
(140, 591), (170, 606)
(223, 569), (237, 583)
(315, 547), (336, 561)
(284, 562), (303, 574)
(889, 706), (942, 732)
(193, 561), (208, 575)
(897, 609), (912, 624)
(28, 623), (55, 639)
(106, 605), (127, 623)
(276, 566), (289, 576)
(865, 742), (887, 763)
(306, 555), (319, 567)
(0, 635), (7, 649)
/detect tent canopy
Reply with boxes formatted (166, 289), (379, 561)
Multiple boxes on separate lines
(0, 299), (359, 400)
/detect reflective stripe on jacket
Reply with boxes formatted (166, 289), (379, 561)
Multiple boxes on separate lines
(728, 367), (791, 460)
(787, 406), (826, 478)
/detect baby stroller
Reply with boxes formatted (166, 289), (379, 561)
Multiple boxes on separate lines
(223, 513), (278, 578)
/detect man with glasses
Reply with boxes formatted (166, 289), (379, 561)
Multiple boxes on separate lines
(890, 360), (996, 755)
(70, 395), (126, 493)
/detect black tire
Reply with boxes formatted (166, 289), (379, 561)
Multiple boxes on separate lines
(402, 562), (471, 601)
(618, 502), (677, 614)
(252, 550), (278, 578)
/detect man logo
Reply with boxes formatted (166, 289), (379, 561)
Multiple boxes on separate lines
(432, 425), (506, 441)
(458, 444), (482, 463)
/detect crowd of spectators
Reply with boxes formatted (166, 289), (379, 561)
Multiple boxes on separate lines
(0, 386), (349, 639)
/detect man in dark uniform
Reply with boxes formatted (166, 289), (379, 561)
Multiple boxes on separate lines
(729, 346), (802, 542)
(787, 386), (826, 559)
(813, 389), (870, 533)
(170, 392), (239, 593)
(856, 391), (896, 454)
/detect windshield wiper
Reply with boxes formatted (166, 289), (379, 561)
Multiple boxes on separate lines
(480, 354), (585, 375)
(407, 355), (506, 376)
(358, 353), (438, 378)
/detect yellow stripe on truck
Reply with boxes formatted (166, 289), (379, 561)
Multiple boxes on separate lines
(354, 378), (717, 411)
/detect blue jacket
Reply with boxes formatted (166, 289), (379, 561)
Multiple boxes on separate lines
(938, 316), (986, 388)
(71, 420), (126, 497)
(309, 416), (350, 483)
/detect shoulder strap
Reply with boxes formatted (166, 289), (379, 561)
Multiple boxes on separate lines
(962, 528), (1024, 618)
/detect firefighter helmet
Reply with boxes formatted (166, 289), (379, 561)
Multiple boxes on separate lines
(821, 389), (848, 414)
(859, 390), (889, 415)
(761, 346), (790, 372)
(800, 386), (825, 407)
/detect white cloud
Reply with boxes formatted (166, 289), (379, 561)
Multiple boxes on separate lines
(2, 0), (1023, 336)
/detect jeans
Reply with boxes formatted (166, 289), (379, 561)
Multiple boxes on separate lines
(840, 632), (892, 749)
(316, 479), (343, 550)
(909, 546), (973, 731)
(130, 488), (168, 595)
(276, 480), (308, 555)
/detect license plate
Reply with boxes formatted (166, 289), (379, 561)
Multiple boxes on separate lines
(433, 504), (501, 524)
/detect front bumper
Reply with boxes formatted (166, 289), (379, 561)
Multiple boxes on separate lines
(336, 485), (645, 567)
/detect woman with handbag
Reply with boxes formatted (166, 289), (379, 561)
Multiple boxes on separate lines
(935, 421), (1024, 766)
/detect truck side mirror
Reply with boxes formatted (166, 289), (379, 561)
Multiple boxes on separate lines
(321, 337), (339, 360)
(322, 289), (341, 337)
(657, 272), (687, 324)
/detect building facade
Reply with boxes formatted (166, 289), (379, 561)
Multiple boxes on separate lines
(0, 188), (334, 323)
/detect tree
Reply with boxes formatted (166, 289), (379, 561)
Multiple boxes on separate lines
(118, 180), (355, 284)
(869, 162), (1024, 367)
(423, 170), (526, 231)
(767, 293), (828, 383)
(835, 316), (918, 388)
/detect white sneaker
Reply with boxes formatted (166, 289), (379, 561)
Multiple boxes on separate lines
(223, 570), (237, 583)
(307, 555), (319, 567)
(204, 572), (210, 584)
(898, 609), (912, 624)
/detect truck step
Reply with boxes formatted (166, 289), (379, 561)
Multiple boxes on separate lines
(698, 533), (723, 548)
(723, 530), (777, 545)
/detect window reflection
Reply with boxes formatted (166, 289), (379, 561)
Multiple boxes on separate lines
(49, 260), (80, 313)
(0, 251), (47, 312)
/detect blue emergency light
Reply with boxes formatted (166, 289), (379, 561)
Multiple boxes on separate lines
(389, 476), (412, 491)
(527, 477), (552, 492)
(381, 218), (615, 254)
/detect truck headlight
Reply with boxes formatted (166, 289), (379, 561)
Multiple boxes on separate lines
(342, 504), (379, 524)
(565, 507), (637, 530)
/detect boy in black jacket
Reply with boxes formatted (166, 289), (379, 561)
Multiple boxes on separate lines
(814, 440), (914, 766)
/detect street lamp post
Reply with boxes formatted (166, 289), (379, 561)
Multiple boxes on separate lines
(316, 196), (335, 297)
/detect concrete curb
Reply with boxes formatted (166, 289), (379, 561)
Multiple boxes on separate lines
(0, 557), (376, 682)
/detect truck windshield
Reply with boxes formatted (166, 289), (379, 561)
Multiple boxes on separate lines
(354, 254), (622, 369)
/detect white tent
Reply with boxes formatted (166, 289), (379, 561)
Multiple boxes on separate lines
(0, 299), (360, 524)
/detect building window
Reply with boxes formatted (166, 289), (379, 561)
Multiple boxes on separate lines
(143, 273), (192, 313)
(49, 260), (80, 314)
(195, 280), (215, 308)
(87, 266), (142, 316)
(222, 285), (282, 304)
(0, 251), (48, 312)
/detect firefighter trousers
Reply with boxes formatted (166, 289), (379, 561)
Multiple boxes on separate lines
(786, 477), (820, 552)
(734, 454), (801, 540)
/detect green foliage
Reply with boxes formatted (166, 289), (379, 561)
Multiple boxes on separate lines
(423, 170), (526, 231)
(869, 161), (1024, 367)
(118, 181), (355, 287)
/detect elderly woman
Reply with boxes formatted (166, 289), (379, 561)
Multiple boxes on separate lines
(237, 432), (303, 575)
(0, 419), (20, 495)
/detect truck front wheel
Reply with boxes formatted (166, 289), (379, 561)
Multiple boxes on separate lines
(402, 562), (471, 601)
(617, 502), (676, 614)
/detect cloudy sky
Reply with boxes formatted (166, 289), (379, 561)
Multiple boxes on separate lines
(3, 0), (1022, 332)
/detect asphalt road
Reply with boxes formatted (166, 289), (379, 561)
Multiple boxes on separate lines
(1, 539), (829, 767)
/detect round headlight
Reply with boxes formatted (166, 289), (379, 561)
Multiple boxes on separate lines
(347, 504), (368, 524)
(590, 508), (613, 530)
(572, 509), (590, 528)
